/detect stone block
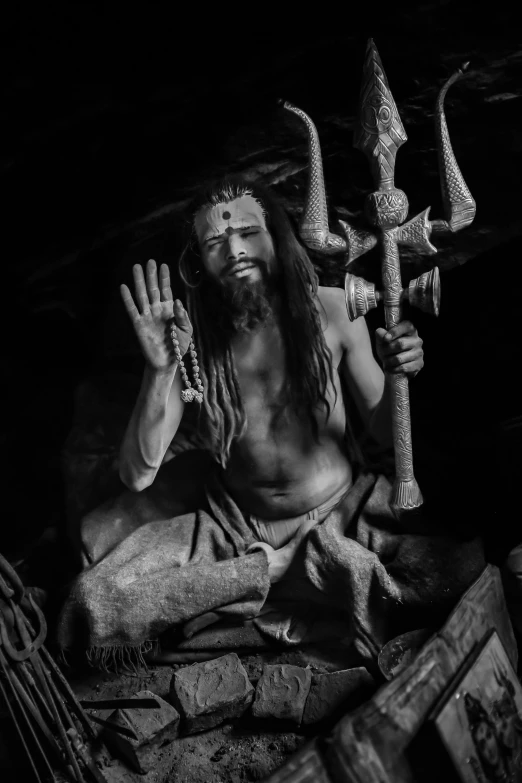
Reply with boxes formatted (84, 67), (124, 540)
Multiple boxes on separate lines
(252, 664), (312, 725)
(169, 652), (254, 733)
(105, 689), (180, 774)
(302, 667), (376, 726)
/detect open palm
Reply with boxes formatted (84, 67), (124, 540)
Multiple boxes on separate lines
(120, 259), (193, 371)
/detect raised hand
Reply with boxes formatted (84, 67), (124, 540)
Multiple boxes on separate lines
(120, 259), (193, 372)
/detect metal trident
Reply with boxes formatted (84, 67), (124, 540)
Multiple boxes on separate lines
(284, 39), (475, 516)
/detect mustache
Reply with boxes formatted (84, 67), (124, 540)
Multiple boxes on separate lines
(220, 257), (266, 278)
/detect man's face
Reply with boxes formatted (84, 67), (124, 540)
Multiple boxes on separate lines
(194, 195), (276, 287)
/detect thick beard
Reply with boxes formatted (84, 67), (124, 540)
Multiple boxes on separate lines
(203, 263), (279, 335)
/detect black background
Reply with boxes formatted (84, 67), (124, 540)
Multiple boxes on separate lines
(2, 3), (520, 563)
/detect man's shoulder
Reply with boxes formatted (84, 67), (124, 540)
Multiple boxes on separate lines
(316, 285), (349, 352)
(317, 284), (345, 310)
(317, 285), (347, 327)
(316, 284), (369, 351)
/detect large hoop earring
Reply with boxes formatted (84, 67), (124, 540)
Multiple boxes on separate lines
(179, 244), (202, 289)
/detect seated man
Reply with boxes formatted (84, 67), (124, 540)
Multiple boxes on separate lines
(57, 177), (485, 666)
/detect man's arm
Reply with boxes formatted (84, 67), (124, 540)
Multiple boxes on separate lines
(119, 365), (185, 492)
(321, 287), (422, 447)
(118, 260), (194, 491)
(337, 304), (394, 447)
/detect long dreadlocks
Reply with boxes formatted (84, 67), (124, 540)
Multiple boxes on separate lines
(178, 175), (337, 468)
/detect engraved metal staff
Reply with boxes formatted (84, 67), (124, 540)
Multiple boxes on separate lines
(284, 38), (475, 516)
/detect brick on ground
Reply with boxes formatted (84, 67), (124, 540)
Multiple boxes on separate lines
(169, 652), (254, 733)
(105, 689), (180, 774)
(302, 667), (376, 726)
(252, 664), (312, 725)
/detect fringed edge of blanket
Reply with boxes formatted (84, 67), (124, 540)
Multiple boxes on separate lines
(83, 640), (160, 673)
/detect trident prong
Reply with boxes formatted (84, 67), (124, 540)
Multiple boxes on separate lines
(284, 39), (475, 516)
(283, 101), (348, 254)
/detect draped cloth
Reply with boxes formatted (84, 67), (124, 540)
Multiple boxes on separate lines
(57, 460), (486, 668)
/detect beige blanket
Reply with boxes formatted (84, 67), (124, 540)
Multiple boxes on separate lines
(57, 456), (486, 668)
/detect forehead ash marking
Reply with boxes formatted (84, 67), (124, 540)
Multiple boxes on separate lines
(194, 194), (268, 244)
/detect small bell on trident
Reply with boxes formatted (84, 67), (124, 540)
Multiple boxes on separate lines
(283, 39), (476, 518)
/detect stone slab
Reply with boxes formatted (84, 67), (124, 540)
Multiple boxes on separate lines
(169, 652), (254, 733)
(302, 667), (376, 726)
(105, 689), (180, 774)
(252, 664), (312, 725)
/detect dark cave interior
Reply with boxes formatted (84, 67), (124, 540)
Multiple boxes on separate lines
(4, 3), (520, 563)
(1, 3), (521, 780)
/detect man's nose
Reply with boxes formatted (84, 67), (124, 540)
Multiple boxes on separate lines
(226, 233), (248, 261)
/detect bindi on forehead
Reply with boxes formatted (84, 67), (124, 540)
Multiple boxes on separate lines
(194, 194), (268, 245)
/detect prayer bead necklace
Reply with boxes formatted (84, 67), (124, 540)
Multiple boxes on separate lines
(169, 326), (204, 403)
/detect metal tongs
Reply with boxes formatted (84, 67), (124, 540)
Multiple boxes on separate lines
(0, 551), (107, 782)
(80, 696), (161, 740)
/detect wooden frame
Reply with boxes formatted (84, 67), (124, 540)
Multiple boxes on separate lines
(265, 565), (517, 782)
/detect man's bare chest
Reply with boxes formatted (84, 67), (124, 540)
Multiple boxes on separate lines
(233, 333), (287, 411)
(231, 323), (343, 423)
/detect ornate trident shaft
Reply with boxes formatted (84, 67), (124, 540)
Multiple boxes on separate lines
(284, 39), (475, 516)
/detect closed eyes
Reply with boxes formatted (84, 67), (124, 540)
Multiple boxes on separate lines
(206, 228), (260, 247)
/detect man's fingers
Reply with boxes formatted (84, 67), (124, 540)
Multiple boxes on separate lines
(146, 259), (161, 304)
(159, 264), (173, 302)
(386, 348), (422, 369)
(173, 300), (192, 331)
(384, 321), (415, 342)
(120, 284), (140, 322)
(375, 328), (387, 348)
(383, 335), (421, 356)
(132, 264), (151, 314)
